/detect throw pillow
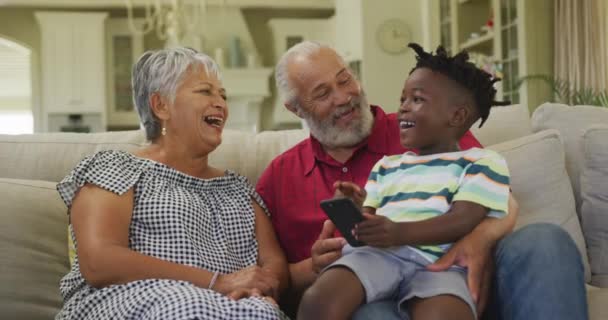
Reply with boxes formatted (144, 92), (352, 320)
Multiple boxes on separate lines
(581, 125), (608, 287)
(488, 129), (591, 282)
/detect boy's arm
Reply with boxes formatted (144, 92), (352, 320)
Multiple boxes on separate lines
(356, 201), (488, 247)
(396, 201), (488, 245)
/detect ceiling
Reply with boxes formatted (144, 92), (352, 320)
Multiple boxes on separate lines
(0, 0), (334, 9)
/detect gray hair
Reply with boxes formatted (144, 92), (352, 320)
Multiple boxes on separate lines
(132, 47), (221, 141)
(275, 41), (339, 109)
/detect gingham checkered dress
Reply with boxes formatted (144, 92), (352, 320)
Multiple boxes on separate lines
(55, 150), (288, 320)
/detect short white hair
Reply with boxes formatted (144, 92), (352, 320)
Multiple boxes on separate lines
(132, 47), (221, 141)
(274, 41), (342, 107)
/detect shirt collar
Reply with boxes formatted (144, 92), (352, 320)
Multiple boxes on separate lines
(301, 105), (391, 176)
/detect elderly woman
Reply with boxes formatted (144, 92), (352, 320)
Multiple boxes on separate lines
(55, 47), (289, 319)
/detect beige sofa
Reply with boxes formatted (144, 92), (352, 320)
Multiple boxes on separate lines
(1, 103), (607, 319)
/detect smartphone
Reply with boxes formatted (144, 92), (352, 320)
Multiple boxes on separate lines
(319, 198), (366, 247)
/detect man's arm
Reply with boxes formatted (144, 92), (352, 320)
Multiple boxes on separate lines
(281, 221), (345, 317)
(471, 192), (519, 244)
(253, 202), (289, 301)
(427, 193), (519, 315)
(256, 163), (346, 314)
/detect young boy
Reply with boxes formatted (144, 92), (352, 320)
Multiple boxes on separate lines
(297, 43), (511, 320)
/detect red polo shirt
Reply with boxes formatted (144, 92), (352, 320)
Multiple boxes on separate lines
(255, 105), (481, 263)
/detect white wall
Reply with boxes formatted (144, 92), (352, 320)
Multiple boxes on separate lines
(360, 0), (424, 113)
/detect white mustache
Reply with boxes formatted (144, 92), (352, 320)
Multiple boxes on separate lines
(332, 98), (361, 119)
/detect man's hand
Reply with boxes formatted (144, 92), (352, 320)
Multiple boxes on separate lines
(310, 220), (347, 274)
(355, 213), (401, 247)
(426, 231), (494, 315)
(333, 181), (366, 208)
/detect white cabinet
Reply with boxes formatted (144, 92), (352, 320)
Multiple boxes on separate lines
(35, 11), (108, 132)
(334, 0), (363, 61)
(106, 18), (144, 129)
(222, 68), (273, 133)
(434, 0), (553, 110)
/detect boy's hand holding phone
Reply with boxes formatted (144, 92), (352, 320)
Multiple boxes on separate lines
(354, 214), (401, 248)
(333, 181), (366, 208)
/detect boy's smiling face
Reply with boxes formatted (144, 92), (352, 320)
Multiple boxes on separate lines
(398, 68), (474, 155)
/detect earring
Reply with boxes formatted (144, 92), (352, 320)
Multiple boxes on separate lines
(161, 127), (167, 136)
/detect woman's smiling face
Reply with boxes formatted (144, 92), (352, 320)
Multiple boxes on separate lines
(168, 65), (228, 153)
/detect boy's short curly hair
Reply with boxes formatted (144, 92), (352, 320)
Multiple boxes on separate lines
(408, 43), (510, 128)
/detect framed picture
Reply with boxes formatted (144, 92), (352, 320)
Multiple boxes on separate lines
(106, 18), (144, 129)
(267, 18), (334, 127)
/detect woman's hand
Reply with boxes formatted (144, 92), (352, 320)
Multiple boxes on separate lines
(355, 213), (401, 247)
(333, 181), (366, 208)
(227, 288), (278, 305)
(215, 266), (280, 300)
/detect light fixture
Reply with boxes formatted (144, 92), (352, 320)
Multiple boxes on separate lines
(124, 0), (208, 47)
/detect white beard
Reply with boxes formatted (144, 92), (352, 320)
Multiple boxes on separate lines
(301, 92), (374, 149)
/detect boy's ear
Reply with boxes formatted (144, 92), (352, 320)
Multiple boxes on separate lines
(449, 106), (469, 128)
(150, 92), (171, 121)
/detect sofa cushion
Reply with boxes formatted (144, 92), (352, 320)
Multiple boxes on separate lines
(208, 129), (258, 183)
(588, 286), (608, 320)
(253, 129), (309, 185)
(581, 125), (608, 287)
(531, 103), (608, 213)
(487, 129), (590, 281)
(471, 103), (533, 147)
(0, 178), (69, 319)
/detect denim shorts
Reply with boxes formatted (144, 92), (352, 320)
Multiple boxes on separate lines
(324, 245), (477, 319)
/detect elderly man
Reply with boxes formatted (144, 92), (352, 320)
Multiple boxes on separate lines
(256, 41), (588, 320)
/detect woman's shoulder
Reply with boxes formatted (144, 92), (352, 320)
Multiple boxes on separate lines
(206, 166), (228, 179)
(78, 150), (152, 177)
(57, 149), (152, 208)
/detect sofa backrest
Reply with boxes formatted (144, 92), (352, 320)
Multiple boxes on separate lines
(471, 103), (533, 147)
(531, 103), (608, 213)
(0, 104), (531, 184)
(0, 130), (146, 183)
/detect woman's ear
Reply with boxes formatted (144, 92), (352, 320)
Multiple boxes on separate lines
(150, 93), (171, 121)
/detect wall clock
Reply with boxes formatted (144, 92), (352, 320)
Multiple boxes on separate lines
(376, 18), (411, 55)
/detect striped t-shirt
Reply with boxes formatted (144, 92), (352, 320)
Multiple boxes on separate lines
(362, 147), (510, 262)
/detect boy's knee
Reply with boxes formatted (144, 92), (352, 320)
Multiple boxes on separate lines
(298, 284), (337, 320)
(409, 295), (474, 320)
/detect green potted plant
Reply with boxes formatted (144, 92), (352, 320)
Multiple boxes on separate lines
(516, 75), (608, 108)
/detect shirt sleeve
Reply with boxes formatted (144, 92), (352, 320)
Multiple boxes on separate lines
(56, 150), (148, 209)
(453, 151), (510, 218)
(459, 130), (483, 149)
(362, 157), (385, 209)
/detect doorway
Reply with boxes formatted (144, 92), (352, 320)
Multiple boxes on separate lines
(0, 37), (33, 134)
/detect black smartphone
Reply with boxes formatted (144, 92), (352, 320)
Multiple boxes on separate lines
(320, 198), (366, 247)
